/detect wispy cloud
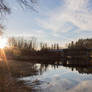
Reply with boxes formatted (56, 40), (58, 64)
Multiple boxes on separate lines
(37, 0), (92, 33)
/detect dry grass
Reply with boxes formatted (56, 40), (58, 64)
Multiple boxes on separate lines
(0, 60), (38, 92)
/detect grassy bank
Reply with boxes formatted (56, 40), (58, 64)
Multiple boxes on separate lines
(0, 60), (38, 92)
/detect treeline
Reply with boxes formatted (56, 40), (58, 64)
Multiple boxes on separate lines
(5, 37), (62, 59)
(68, 38), (92, 49)
(8, 37), (37, 51)
(8, 37), (61, 51)
(5, 37), (92, 61)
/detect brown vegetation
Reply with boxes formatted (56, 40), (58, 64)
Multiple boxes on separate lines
(0, 60), (38, 92)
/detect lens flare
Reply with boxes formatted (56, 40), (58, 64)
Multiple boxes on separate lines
(0, 37), (8, 49)
(0, 37), (8, 62)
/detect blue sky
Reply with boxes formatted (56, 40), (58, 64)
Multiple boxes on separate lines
(5, 0), (92, 47)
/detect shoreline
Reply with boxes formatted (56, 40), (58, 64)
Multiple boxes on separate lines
(0, 60), (38, 92)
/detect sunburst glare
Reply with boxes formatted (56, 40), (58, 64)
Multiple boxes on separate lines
(0, 37), (8, 49)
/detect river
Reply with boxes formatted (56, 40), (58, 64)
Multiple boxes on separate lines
(20, 61), (92, 92)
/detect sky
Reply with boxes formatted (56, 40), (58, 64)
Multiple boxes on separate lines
(4, 0), (92, 46)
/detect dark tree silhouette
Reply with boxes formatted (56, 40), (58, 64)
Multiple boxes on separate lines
(68, 38), (92, 49)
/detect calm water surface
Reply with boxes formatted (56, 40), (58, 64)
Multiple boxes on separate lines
(20, 63), (92, 92)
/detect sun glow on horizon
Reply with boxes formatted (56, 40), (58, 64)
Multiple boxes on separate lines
(0, 37), (8, 49)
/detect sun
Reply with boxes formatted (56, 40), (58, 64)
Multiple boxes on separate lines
(0, 37), (8, 49)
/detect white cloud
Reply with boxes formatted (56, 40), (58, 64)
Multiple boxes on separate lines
(69, 80), (92, 92)
(65, 0), (89, 11)
(37, 0), (92, 33)
(41, 78), (92, 92)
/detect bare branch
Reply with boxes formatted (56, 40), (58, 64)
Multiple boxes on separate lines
(17, 0), (38, 11)
(0, 0), (38, 15)
(0, 0), (38, 34)
(0, 0), (10, 15)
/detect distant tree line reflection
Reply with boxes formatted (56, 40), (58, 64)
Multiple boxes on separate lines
(35, 58), (92, 74)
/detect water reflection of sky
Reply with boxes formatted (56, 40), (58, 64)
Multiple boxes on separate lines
(20, 64), (92, 92)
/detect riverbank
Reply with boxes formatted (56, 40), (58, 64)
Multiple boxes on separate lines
(0, 60), (38, 92)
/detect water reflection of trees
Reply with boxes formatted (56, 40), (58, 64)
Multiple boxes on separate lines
(36, 58), (92, 74)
